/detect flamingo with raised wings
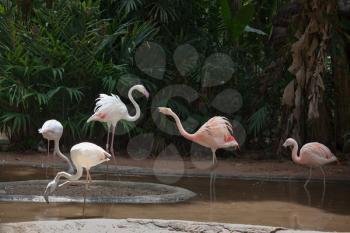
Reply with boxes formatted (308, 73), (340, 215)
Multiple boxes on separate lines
(283, 138), (338, 188)
(87, 85), (149, 159)
(43, 142), (111, 203)
(38, 119), (74, 173)
(158, 107), (239, 165)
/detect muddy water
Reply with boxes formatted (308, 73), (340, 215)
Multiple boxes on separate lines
(0, 166), (350, 232)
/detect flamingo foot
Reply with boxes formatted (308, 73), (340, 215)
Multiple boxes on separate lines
(111, 149), (116, 161)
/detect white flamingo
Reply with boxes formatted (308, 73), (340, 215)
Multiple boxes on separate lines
(38, 119), (74, 173)
(43, 142), (111, 203)
(87, 84), (149, 159)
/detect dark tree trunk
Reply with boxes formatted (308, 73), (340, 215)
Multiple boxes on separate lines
(279, 0), (336, 152)
(333, 33), (350, 149)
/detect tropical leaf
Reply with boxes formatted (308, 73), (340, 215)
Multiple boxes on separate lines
(219, 0), (255, 41)
(247, 105), (270, 137)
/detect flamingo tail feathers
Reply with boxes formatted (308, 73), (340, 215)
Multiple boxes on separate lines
(104, 151), (112, 158)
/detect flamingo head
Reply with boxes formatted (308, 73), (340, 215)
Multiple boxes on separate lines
(43, 180), (58, 204)
(158, 107), (174, 116)
(134, 84), (149, 98)
(283, 138), (295, 148)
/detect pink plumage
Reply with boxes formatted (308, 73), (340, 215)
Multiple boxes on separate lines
(158, 107), (239, 165)
(194, 116), (238, 150)
(283, 138), (338, 188)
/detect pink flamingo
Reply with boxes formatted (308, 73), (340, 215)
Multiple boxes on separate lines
(283, 138), (338, 188)
(87, 85), (149, 159)
(158, 107), (239, 166)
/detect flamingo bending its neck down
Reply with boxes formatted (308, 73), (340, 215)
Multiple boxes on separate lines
(38, 119), (74, 173)
(43, 142), (111, 203)
(87, 84), (149, 159)
(158, 107), (239, 165)
(283, 138), (338, 188)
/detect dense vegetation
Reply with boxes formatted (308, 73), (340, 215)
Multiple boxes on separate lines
(0, 0), (349, 159)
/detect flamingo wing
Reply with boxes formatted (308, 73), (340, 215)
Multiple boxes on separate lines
(71, 142), (111, 168)
(38, 119), (63, 134)
(38, 120), (63, 141)
(196, 116), (235, 146)
(89, 94), (128, 122)
(300, 142), (336, 167)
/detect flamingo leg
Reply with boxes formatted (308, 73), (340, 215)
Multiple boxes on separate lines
(83, 181), (87, 216)
(86, 169), (92, 184)
(209, 170), (217, 202)
(106, 124), (110, 152)
(210, 171), (213, 202)
(88, 170), (92, 183)
(211, 149), (217, 167)
(304, 184), (311, 206)
(110, 125), (116, 161)
(304, 168), (312, 188)
(320, 166), (326, 206)
(320, 166), (326, 189)
(213, 170), (216, 202)
(45, 140), (50, 177)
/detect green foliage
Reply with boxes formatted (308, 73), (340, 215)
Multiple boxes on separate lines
(247, 105), (270, 138)
(219, 0), (255, 42)
(0, 0), (156, 147)
(0, 0), (289, 155)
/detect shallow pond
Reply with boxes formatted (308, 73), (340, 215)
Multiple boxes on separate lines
(0, 165), (349, 232)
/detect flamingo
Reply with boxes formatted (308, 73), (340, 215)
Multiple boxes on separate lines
(38, 119), (74, 173)
(283, 138), (338, 189)
(158, 107), (239, 201)
(43, 142), (111, 203)
(158, 107), (239, 165)
(87, 84), (149, 159)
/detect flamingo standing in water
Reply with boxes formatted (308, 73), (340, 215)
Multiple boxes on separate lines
(158, 107), (239, 201)
(87, 84), (149, 159)
(38, 119), (74, 173)
(158, 107), (239, 165)
(283, 138), (338, 188)
(43, 142), (111, 203)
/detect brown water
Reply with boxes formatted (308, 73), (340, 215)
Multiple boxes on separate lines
(0, 165), (350, 232)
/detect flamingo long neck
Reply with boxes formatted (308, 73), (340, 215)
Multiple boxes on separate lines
(290, 139), (301, 163)
(125, 86), (141, 122)
(54, 139), (74, 172)
(53, 166), (83, 184)
(168, 112), (194, 141)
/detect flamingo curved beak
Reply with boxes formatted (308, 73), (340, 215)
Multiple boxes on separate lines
(43, 180), (57, 204)
(43, 189), (50, 204)
(144, 91), (150, 99)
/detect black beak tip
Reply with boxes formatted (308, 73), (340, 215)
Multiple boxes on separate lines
(43, 194), (49, 204)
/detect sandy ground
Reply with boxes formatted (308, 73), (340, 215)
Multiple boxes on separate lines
(0, 151), (349, 181)
(0, 218), (330, 233)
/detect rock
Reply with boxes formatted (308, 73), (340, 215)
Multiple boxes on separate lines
(0, 219), (332, 233)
